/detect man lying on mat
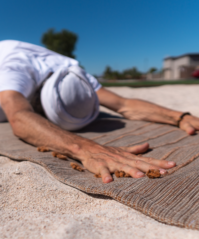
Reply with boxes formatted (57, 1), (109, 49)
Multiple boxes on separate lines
(0, 40), (199, 183)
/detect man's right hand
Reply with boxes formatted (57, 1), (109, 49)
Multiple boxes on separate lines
(72, 141), (176, 183)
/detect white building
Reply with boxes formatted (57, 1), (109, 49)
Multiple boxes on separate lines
(163, 54), (199, 80)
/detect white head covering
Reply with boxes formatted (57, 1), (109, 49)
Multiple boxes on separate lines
(41, 65), (99, 131)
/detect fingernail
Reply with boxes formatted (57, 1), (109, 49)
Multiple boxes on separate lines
(105, 177), (112, 182)
(168, 161), (175, 166)
(136, 172), (145, 177)
(160, 169), (167, 174)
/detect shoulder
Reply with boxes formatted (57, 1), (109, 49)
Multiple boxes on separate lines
(0, 40), (19, 47)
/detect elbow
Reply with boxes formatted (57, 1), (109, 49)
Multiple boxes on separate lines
(9, 113), (24, 138)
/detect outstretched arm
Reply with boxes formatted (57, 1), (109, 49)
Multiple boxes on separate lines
(97, 87), (199, 135)
(0, 90), (176, 183)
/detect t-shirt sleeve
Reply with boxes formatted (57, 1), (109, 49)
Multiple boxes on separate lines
(0, 71), (35, 98)
(85, 73), (102, 92)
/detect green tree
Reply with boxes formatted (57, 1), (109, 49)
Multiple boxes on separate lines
(148, 67), (157, 73)
(41, 28), (78, 58)
(123, 67), (142, 79)
(104, 66), (113, 79)
(103, 66), (143, 80)
(103, 66), (123, 80)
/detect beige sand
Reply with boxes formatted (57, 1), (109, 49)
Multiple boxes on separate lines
(1, 84), (199, 239)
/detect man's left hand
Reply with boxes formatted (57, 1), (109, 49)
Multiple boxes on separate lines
(97, 87), (199, 136)
(179, 115), (199, 135)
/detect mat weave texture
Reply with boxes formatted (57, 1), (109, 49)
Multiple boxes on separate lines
(1, 118), (199, 229)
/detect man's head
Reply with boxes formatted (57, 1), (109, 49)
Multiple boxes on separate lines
(41, 65), (99, 130)
(58, 68), (96, 119)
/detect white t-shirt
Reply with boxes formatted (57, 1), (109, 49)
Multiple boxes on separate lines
(0, 40), (101, 100)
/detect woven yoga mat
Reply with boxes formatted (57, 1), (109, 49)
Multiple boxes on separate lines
(1, 118), (199, 229)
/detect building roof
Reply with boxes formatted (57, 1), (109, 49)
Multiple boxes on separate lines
(164, 53), (199, 60)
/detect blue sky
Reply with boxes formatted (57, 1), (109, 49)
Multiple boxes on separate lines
(0, 0), (199, 75)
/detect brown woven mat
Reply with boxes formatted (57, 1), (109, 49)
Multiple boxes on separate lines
(1, 118), (199, 229)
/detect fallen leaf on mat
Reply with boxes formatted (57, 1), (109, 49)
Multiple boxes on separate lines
(37, 146), (50, 152)
(146, 169), (161, 178)
(70, 162), (84, 172)
(52, 152), (67, 160)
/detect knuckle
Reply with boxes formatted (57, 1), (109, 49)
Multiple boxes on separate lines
(124, 152), (132, 157)
(135, 160), (141, 165)
(114, 162), (123, 171)
(120, 164), (128, 170)
(97, 162), (106, 168)
(72, 144), (81, 153)
(115, 155), (126, 163)
(104, 157), (113, 163)
(147, 157), (153, 163)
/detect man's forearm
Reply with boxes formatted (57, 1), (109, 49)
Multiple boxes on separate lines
(97, 87), (182, 126)
(118, 99), (182, 126)
(11, 110), (94, 158)
(0, 90), (101, 162)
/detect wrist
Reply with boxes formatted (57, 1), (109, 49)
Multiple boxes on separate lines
(64, 137), (100, 162)
(166, 110), (184, 126)
(176, 112), (191, 127)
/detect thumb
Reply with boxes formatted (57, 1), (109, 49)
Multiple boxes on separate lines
(180, 122), (195, 135)
(120, 142), (149, 154)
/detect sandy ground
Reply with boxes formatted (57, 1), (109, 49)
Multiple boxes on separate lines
(1, 84), (199, 239)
